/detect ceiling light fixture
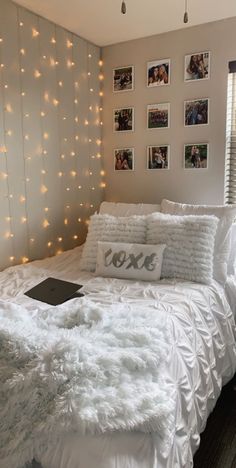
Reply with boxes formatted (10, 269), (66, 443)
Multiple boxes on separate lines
(183, 0), (189, 23)
(121, 1), (126, 14)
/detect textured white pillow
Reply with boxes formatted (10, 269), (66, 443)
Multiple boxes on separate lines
(80, 214), (147, 272)
(99, 201), (161, 217)
(161, 199), (236, 284)
(147, 212), (219, 284)
(95, 241), (166, 281)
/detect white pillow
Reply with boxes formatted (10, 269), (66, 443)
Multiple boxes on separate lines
(99, 201), (161, 217)
(161, 199), (236, 284)
(95, 241), (166, 281)
(80, 214), (147, 272)
(147, 212), (219, 284)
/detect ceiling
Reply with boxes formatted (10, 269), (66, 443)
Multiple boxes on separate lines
(14, 0), (236, 46)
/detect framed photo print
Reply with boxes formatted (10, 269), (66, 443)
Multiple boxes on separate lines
(184, 98), (209, 126)
(113, 66), (134, 92)
(113, 107), (134, 132)
(147, 145), (170, 170)
(184, 51), (210, 81)
(184, 143), (209, 169)
(147, 59), (170, 87)
(114, 148), (134, 171)
(147, 103), (170, 129)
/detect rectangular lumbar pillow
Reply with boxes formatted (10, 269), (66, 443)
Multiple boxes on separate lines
(146, 212), (219, 284)
(80, 214), (147, 272)
(95, 241), (166, 281)
(161, 199), (236, 284)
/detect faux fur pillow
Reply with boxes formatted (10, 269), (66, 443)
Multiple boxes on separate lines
(95, 241), (166, 281)
(161, 199), (236, 284)
(146, 212), (219, 284)
(80, 214), (147, 272)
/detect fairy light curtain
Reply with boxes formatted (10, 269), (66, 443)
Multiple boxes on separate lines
(0, 0), (105, 270)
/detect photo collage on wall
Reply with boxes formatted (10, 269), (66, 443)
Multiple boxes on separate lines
(113, 51), (210, 172)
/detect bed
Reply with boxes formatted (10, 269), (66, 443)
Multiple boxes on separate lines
(0, 201), (236, 468)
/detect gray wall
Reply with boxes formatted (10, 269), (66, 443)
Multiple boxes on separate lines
(102, 17), (236, 206)
(0, 0), (104, 270)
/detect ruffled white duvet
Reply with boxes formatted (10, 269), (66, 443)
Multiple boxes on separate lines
(0, 246), (236, 468)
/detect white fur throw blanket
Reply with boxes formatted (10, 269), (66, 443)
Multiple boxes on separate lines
(0, 298), (175, 468)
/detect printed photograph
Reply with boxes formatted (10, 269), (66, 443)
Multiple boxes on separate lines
(147, 103), (170, 129)
(184, 99), (209, 126)
(113, 66), (134, 92)
(185, 51), (210, 81)
(147, 145), (170, 170)
(114, 148), (134, 171)
(147, 59), (170, 87)
(114, 107), (134, 132)
(184, 144), (209, 169)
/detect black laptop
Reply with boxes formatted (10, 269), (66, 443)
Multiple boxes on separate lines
(25, 277), (84, 306)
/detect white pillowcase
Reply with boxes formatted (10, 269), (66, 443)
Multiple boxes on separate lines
(80, 214), (147, 272)
(99, 201), (161, 217)
(95, 241), (166, 281)
(161, 199), (236, 284)
(147, 212), (219, 284)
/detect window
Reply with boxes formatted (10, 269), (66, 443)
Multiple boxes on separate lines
(225, 61), (236, 204)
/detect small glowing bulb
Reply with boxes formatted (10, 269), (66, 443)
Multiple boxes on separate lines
(44, 92), (49, 102)
(5, 104), (12, 113)
(43, 55), (47, 59)
(67, 39), (73, 48)
(41, 169), (46, 175)
(21, 68), (25, 73)
(66, 187), (70, 191)
(88, 138), (92, 143)
(89, 171), (93, 175)
(89, 105), (92, 111)
(73, 235), (78, 240)
(22, 256), (29, 264)
(58, 237), (63, 242)
(41, 111), (45, 117)
(85, 119), (89, 126)
(32, 28), (39, 37)
(100, 182), (106, 188)
(34, 69), (41, 78)
(43, 219), (50, 228)
(58, 172), (63, 177)
(43, 132), (49, 139)
(100, 170), (105, 176)
(56, 249), (63, 255)
(88, 54), (92, 58)
(74, 99), (78, 104)
(70, 170), (77, 177)
(90, 88), (94, 92)
(61, 154), (65, 159)
(0, 63), (4, 68)
(78, 185), (82, 189)
(64, 218), (68, 225)
(30, 238), (35, 243)
(99, 60), (103, 66)
(99, 74), (104, 80)
(58, 81), (63, 87)
(79, 203), (83, 207)
(75, 135), (79, 141)
(0, 38), (3, 43)
(53, 99), (59, 106)
(75, 116), (79, 123)
(78, 218), (81, 222)
(25, 113), (30, 118)
(96, 139), (102, 146)
(44, 207), (49, 212)
(42, 150), (47, 155)
(91, 187), (95, 191)
(20, 195), (26, 203)
(24, 134), (29, 140)
(74, 81), (79, 87)
(21, 92), (25, 96)
(6, 216), (11, 221)
(19, 21), (24, 26)
(88, 72), (91, 76)
(20, 48), (25, 55)
(63, 116), (66, 120)
(99, 91), (104, 97)
(51, 37), (56, 44)
(70, 151), (75, 157)
(10, 256), (15, 261)
(26, 177), (30, 182)
(21, 216), (27, 223)
(47, 241), (52, 247)
(6, 130), (12, 136)
(97, 153), (101, 159)
(41, 184), (48, 194)
(4, 84), (8, 89)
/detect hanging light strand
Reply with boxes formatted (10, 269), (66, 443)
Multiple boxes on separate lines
(121, 1), (126, 14)
(183, 0), (189, 24)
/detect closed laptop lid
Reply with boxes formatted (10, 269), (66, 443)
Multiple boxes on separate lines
(24, 277), (83, 306)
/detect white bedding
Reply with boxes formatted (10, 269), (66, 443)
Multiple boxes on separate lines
(0, 246), (236, 468)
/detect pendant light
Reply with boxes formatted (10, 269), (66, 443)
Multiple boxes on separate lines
(183, 0), (189, 23)
(121, 1), (126, 14)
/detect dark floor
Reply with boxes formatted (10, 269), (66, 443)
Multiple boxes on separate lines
(194, 374), (236, 468)
(30, 375), (236, 468)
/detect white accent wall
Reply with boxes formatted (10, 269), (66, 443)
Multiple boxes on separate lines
(102, 18), (236, 206)
(0, 0), (104, 270)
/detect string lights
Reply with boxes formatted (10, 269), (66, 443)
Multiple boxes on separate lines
(0, 7), (104, 268)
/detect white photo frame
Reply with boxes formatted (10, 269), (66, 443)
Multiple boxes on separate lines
(113, 65), (134, 92)
(113, 107), (134, 132)
(184, 98), (209, 127)
(147, 145), (170, 170)
(114, 148), (134, 171)
(184, 51), (210, 82)
(147, 59), (171, 87)
(184, 143), (209, 170)
(147, 103), (170, 129)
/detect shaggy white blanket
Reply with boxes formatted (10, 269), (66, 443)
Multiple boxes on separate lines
(0, 298), (175, 468)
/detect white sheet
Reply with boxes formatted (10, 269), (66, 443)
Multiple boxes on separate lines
(0, 246), (236, 468)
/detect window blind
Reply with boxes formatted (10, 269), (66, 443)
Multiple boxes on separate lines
(225, 61), (236, 204)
